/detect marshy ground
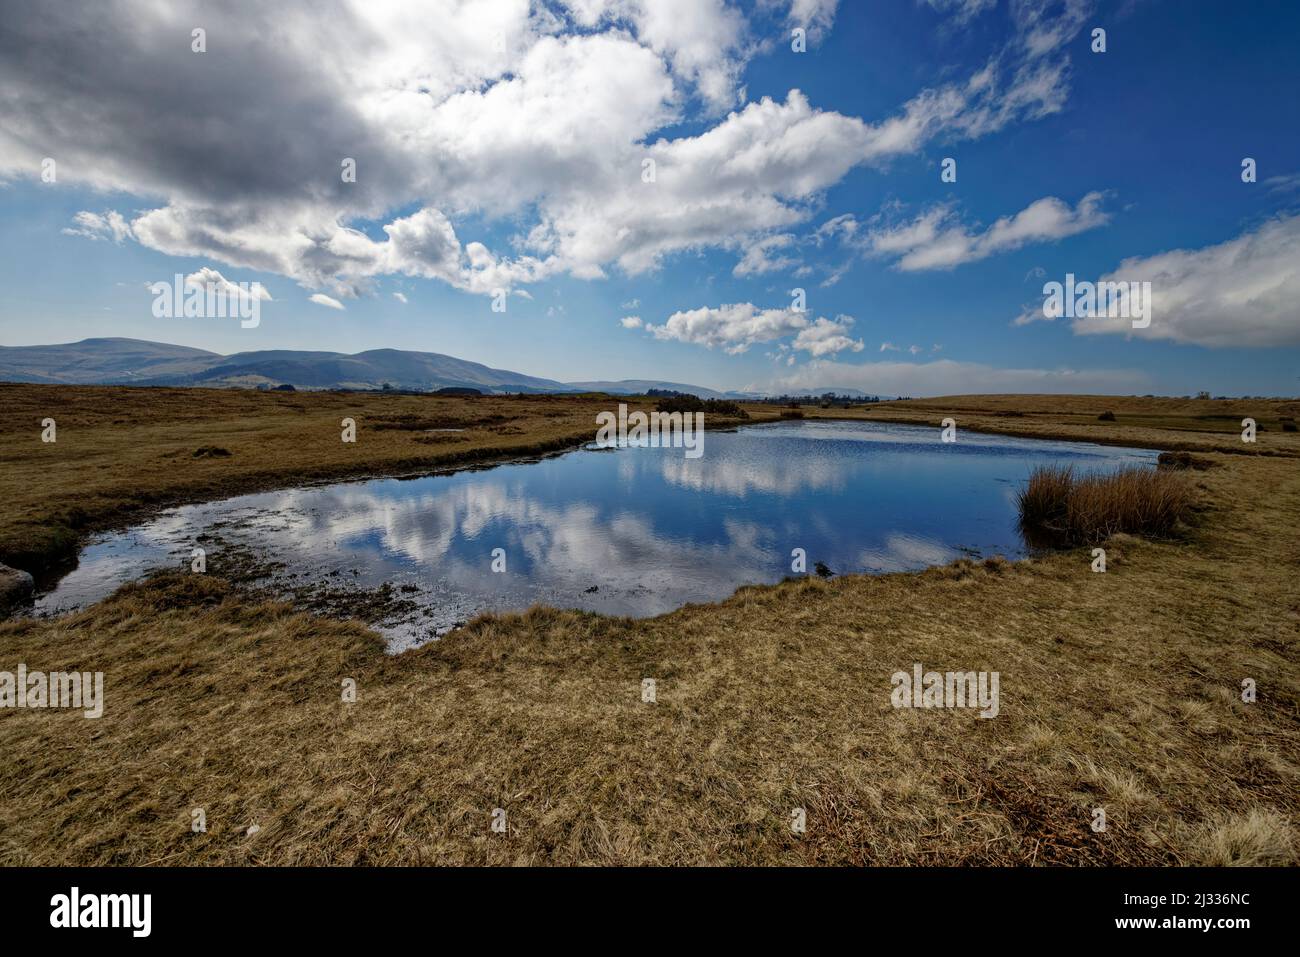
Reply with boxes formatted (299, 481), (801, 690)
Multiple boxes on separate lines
(0, 385), (1297, 865)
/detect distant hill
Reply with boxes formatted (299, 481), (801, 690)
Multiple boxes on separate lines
(0, 338), (220, 384)
(188, 346), (568, 393)
(0, 337), (737, 397)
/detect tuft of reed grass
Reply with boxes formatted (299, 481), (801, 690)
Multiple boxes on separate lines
(1018, 464), (1193, 546)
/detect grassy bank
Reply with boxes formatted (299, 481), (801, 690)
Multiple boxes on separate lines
(0, 388), (1297, 865)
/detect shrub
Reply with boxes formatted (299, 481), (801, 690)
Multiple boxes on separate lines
(1098, 410), (1116, 422)
(1017, 465), (1193, 546)
(654, 395), (748, 418)
(779, 410), (804, 419)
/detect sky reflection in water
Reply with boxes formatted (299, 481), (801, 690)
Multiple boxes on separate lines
(36, 419), (1157, 650)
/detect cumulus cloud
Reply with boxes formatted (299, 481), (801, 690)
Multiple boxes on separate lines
(1020, 214), (1300, 347)
(860, 192), (1109, 271)
(560, 0), (747, 111)
(792, 315), (865, 356)
(620, 315), (644, 328)
(309, 293), (345, 310)
(753, 356), (1149, 397)
(646, 303), (809, 354)
(392, 292), (408, 303)
(4, 0), (1091, 300)
(643, 302), (861, 357)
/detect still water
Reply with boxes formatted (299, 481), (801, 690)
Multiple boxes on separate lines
(35, 419), (1156, 650)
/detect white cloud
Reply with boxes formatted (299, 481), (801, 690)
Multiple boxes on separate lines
(62, 210), (134, 243)
(392, 292), (408, 303)
(863, 192), (1110, 271)
(184, 266), (272, 302)
(309, 293), (345, 310)
(560, 0), (747, 111)
(1012, 0), (1093, 57)
(642, 302), (862, 357)
(10, 0), (1091, 300)
(646, 302), (809, 354)
(130, 203), (548, 299)
(792, 315), (864, 356)
(733, 233), (799, 276)
(620, 315), (644, 328)
(784, 0), (840, 41)
(1027, 214), (1300, 348)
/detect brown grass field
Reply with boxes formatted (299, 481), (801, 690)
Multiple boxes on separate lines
(1, 384), (1297, 865)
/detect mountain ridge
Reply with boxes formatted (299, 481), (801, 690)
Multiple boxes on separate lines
(0, 337), (763, 398)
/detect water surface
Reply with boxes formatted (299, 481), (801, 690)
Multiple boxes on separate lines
(35, 419), (1157, 650)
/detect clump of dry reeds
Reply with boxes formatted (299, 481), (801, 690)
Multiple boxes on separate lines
(1018, 464), (1193, 545)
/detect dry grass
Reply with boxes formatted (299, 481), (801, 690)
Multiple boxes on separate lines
(0, 388), (1297, 866)
(1018, 465), (1195, 546)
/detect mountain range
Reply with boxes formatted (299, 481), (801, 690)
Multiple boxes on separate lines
(0, 338), (880, 399)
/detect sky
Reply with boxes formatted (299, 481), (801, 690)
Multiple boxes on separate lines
(0, 0), (1297, 396)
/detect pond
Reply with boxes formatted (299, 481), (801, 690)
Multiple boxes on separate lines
(34, 419), (1157, 650)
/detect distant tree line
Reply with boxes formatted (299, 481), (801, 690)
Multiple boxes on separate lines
(653, 394), (748, 418)
(759, 392), (889, 407)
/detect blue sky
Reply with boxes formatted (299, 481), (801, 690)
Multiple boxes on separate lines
(0, 0), (1297, 395)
